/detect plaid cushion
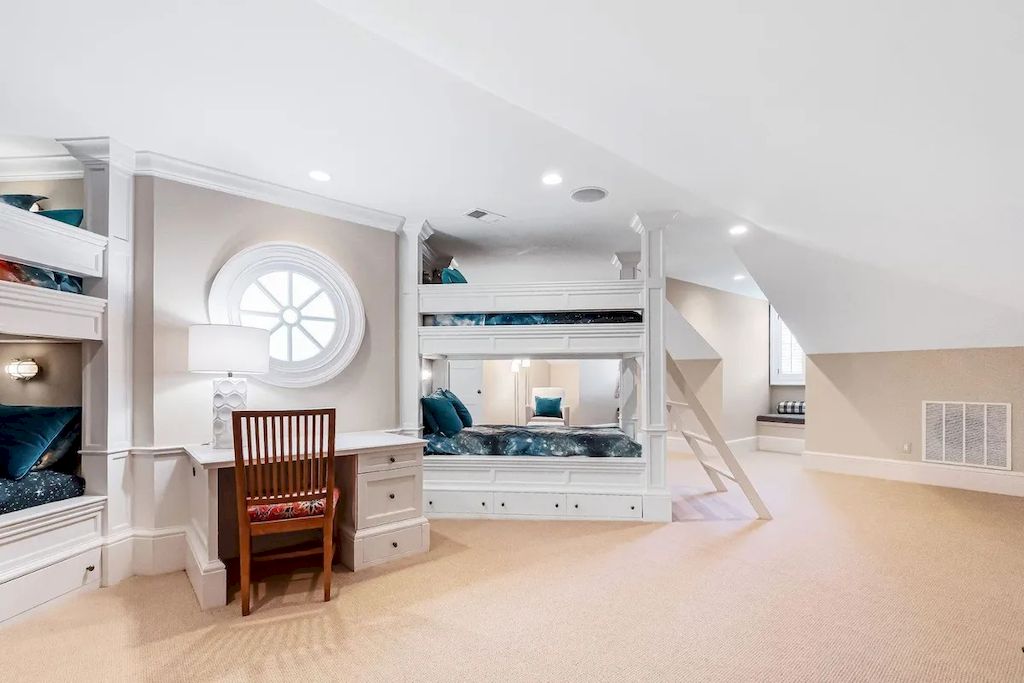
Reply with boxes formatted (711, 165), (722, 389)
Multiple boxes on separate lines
(777, 400), (806, 415)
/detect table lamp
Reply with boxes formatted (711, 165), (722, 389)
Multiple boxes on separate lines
(188, 324), (270, 449)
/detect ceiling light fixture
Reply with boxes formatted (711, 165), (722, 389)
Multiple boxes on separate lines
(570, 186), (609, 203)
(308, 170), (331, 182)
(733, 274), (746, 281)
(729, 224), (748, 236)
(542, 172), (563, 186)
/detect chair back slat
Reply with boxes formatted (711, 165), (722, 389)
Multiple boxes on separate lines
(231, 409), (337, 506)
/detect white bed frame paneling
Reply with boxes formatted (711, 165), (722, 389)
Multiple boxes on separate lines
(419, 322), (644, 358)
(408, 212), (675, 522)
(0, 202), (108, 277)
(0, 138), (128, 624)
(419, 279), (644, 314)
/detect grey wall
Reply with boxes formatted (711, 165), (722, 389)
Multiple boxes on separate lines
(133, 177), (398, 446)
(0, 341), (82, 406)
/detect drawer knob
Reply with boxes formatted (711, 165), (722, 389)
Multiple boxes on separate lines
(86, 565), (95, 572)
(389, 456), (396, 463)
(500, 502), (505, 507)
(392, 541), (398, 548)
(428, 500), (433, 505)
(389, 493), (396, 499)
(481, 501), (486, 507)
(574, 504), (579, 509)
(630, 505), (635, 510)
(554, 503), (559, 508)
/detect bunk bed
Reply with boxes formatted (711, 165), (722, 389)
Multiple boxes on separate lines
(411, 219), (673, 522)
(0, 142), (117, 623)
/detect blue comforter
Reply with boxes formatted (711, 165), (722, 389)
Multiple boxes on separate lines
(425, 425), (641, 458)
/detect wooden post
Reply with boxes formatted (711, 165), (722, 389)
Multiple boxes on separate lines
(631, 211), (677, 521)
(60, 137), (136, 584)
(399, 218), (431, 435)
(611, 251), (641, 280)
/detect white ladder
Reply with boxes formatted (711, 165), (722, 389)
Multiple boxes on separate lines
(665, 352), (772, 520)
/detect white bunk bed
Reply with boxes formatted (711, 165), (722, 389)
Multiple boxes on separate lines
(410, 214), (674, 522)
(0, 138), (128, 623)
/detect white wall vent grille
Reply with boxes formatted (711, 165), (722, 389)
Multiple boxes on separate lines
(922, 401), (1011, 470)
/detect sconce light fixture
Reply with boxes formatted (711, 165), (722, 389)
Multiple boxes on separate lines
(5, 358), (39, 381)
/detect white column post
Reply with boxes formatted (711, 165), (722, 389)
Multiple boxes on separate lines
(399, 218), (431, 435)
(60, 137), (136, 584)
(611, 251), (641, 280)
(631, 211), (677, 522)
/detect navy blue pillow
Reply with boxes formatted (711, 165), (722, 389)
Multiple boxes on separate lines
(535, 396), (562, 418)
(421, 394), (464, 437)
(0, 405), (81, 480)
(441, 389), (473, 428)
(441, 267), (467, 284)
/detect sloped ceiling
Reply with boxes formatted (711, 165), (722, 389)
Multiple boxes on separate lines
(0, 0), (761, 297)
(324, 0), (1024, 352)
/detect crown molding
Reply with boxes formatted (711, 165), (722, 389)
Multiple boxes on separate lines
(134, 151), (404, 232)
(0, 155), (84, 182)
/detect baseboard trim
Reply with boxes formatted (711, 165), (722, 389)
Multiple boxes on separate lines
(132, 526), (187, 576)
(184, 526), (226, 610)
(803, 450), (1024, 497)
(758, 435), (805, 455)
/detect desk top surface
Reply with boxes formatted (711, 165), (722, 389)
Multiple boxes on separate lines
(185, 430), (425, 470)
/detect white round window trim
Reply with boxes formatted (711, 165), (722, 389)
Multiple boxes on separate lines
(208, 242), (365, 388)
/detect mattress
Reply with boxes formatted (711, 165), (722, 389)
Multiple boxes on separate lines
(0, 470), (85, 515)
(424, 311), (642, 326)
(425, 424), (642, 458)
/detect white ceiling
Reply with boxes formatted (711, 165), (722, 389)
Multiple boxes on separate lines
(318, 0), (1024, 351)
(0, 0), (760, 296)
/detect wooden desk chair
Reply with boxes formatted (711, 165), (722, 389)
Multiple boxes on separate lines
(231, 408), (337, 616)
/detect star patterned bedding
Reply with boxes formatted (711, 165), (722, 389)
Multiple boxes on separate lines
(425, 424), (642, 458)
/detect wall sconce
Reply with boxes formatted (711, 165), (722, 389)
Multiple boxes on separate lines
(5, 358), (39, 381)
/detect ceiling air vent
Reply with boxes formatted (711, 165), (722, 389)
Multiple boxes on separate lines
(464, 208), (505, 223)
(923, 401), (1011, 470)
(571, 186), (608, 203)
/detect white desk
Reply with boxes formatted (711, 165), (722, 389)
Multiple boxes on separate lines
(183, 431), (428, 610)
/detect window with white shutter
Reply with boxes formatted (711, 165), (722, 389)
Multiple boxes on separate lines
(770, 306), (805, 385)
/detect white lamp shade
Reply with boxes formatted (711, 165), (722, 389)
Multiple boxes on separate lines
(188, 324), (270, 374)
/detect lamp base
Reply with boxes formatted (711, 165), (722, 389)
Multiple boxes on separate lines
(212, 377), (247, 449)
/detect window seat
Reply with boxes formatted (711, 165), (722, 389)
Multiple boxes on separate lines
(756, 414), (805, 425)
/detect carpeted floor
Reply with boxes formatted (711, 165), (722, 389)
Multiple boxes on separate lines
(3, 451), (1024, 682)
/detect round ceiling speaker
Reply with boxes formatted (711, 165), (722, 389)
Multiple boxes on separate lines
(570, 186), (608, 203)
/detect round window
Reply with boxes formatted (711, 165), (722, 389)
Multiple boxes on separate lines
(208, 242), (365, 388)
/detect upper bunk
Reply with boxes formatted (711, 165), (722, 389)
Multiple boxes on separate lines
(0, 168), (109, 341)
(418, 279), (645, 358)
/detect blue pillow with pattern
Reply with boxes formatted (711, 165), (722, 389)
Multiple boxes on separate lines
(441, 267), (467, 284)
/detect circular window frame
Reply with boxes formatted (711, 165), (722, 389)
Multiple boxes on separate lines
(208, 242), (365, 388)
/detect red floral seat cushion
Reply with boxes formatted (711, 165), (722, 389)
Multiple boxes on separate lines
(248, 487), (341, 523)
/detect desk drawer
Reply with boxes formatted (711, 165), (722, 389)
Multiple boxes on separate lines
(357, 447), (422, 474)
(357, 468), (422, 528)
(358, 523), (427, 567)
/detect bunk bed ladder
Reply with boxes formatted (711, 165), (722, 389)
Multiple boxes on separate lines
(665, 352), (772, 520)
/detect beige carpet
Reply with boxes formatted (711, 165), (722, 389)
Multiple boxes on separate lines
(3, 451), (1024, 682)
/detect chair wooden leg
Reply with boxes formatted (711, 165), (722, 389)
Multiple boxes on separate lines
(240, 529), (252, 616)
(322, 522), (333, 602)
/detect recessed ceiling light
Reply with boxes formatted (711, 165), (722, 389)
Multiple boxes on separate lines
(309, 170), (331, 182)
(542, 172), (563, 186)
(729, 224), (748, 236)
(733, 274), (746, 281)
